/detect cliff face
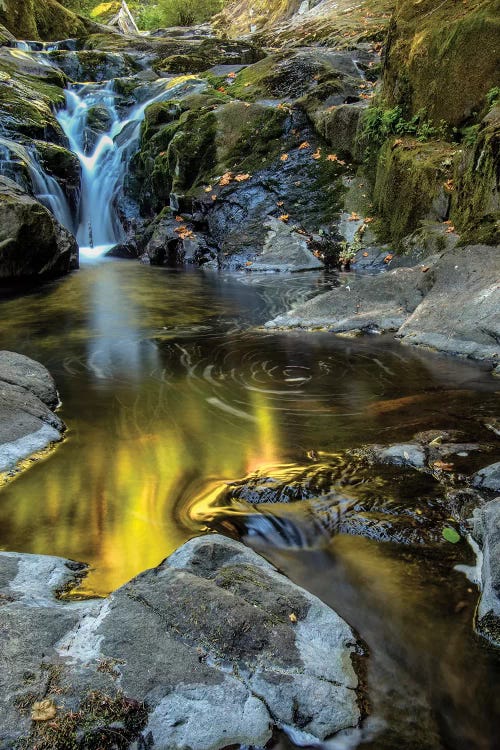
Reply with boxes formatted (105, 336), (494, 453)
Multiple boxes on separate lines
(0, 0), (91, 40)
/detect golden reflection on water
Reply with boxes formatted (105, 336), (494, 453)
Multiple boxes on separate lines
(0, 262), (498, 595)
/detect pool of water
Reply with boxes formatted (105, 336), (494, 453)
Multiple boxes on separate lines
(0, 259), (499, 748)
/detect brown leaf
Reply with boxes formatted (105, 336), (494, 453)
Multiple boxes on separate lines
(31, 700), (57, 722)
(384, 253), (394, 263)
(235, 173), (251, 182)
(279, 214), (290, 222)
(298, 141), (310, 150)
(280, 153), (289, 162)
(289, 613), (298, 623)
(433, 460), (454, 472)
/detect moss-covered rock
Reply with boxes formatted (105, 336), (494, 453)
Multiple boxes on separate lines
(383, 0), (500, 127)
(451, 106), (500, 245)
(155, 38), (264, 75)
(0, 0), (92, 41)
(48, 49), (140, 82)
(0, 176), (78, 279)
(373, 137), (456, 244)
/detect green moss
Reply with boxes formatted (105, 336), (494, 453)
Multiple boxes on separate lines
(383, 0), (500, 127)
(216, 102), (287, 173)
(451, 107), (500, 245)
(373, 137), (455, 244)
(0, 0), (89, 40)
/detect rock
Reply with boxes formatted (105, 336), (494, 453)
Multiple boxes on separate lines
(0, 536), (364, 749)
(472, 499), (500, 646)
(249, 217), (324, 272)
(310, 101), (366, 159)
(377, 443), (426, 469)
(397, 244), (500, 362)
(48, 49), (140, 82)
(0, 176), (78, 279)
(0, 351), (64, 478)
(266, 266), (425, 332)
(266, 243), (500, 365)
(472, 462), (500, 493)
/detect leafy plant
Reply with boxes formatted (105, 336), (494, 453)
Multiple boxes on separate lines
(361, 105), (448, 147)
(139, 0), (223, 28)
(486, 86), (500, 109)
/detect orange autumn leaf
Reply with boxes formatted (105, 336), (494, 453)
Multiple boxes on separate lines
(219, 172), (233, 186)
(298, 141), (310, 150)
(326, 154), (338, 162)
(279, 214), (290, 222)
(175, 216), (183, 222)
(312, 149), (322, 160)
(444, 179), (454, 191)
(280, 153), (290, 162)
(204, 185), (213, 193)
(348, 212), (360, 221)
(211, 194), (217, 201)
(227, 71), (237, 79)
(234, 173), (251, 182)
(384, 253), (394, 263)
(363, 252), (369, 257)
(364, 217), (374, 223)
(433, 460), (454, 471)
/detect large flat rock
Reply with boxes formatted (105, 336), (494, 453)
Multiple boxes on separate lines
(265, 244), (500, 364)
(0, 535), (364, 750)
(472, 499), (500, 646)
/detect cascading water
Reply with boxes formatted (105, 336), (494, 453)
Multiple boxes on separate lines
(56, 77), (204, 258)
(0, 136), (75, 232)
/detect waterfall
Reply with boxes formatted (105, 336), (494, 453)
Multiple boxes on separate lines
(56, 76), (205, 258)
(0, 137), (75, 233)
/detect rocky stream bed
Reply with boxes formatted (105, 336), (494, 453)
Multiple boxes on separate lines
(0, 0), (499, 748)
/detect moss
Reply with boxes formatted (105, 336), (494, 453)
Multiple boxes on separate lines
(451, 107), (500, 245)
(0, 0), (89, 40)
(216, 102), (287, 173)
(373, 137), (455, 244)
(383, 0), (500, 127)
(17, 689), (148, 750)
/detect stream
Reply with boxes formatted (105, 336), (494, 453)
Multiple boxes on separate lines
(0, 42), (499, 750)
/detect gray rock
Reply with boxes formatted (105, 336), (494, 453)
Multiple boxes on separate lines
(378, 443), (426, 469)
(265, 244), (500, 364)
(472, 462), (500, 492)
(0, 176), (79, 280)
(249, 217), (324, 272)
(0, 536), (364, 749)
(266, 266), (425, 332)
(472, 499), (500, 646)
(0, 352), (64, 477)
(0, 350), (59, 408)
(397, 245), (500, 362)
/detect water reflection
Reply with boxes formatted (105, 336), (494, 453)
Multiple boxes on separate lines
(0, 262), (498, 595)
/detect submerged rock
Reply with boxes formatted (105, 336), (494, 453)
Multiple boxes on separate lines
(0, 176), (78, 279)
(0, 535), (364, 749)
(472, 499), (500, 646)
(0, 351), (64, 480)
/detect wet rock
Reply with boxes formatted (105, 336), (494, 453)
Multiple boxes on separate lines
(0, 176), (78, 279)
(0, 536), (364, 749)
(0, 351), (64, 478)
(48, 49), (140, 82)
(266, 244), (500, 365)
(472, 462), (500, 493)
(472, 499), (500, 646)
(266, 266), (424, 332)
(248, 217), (324, 272)
(377, 443), (426, 469)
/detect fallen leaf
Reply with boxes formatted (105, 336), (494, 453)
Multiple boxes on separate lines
(31, 700), (57, 722)
(227, 71), (237, 79)
(363, 252), (369, 257)
(348, 212), (360, 221)
(384, 253), (394, 263)
(442, 526), (461, 544)
(245, 261), (253, 266)
(434, 460), (454, 471)
(312, 149), (322, 160)
(364, 217), (374, 223)
(175, 215), (183, 222)
(276, 200), (285, 207)
(219, 172), (233, 187)
(204, 186), (213, 193)
(279, 214), (290, 222)
(235, 173), (251, 182)
(289, 613), (298, 623)
(421, 265), (430, 272)
(443, 179), (454, 191)
(326, 154), (338, 162)
(298, 141), (310, 150)
(280, 153), (289, 162)
(211, 194), (217, 201)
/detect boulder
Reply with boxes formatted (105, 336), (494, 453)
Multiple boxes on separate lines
(0, 176), (78, 279)
(248, 216), (324, 272)
(472, 462), (500, 493)
(0, 535), (364, 749)
(0, 351), (64, 478)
